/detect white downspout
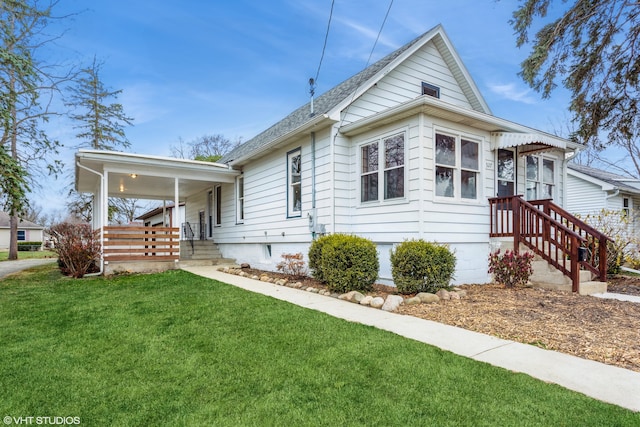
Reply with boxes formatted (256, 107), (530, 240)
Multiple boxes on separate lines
(75, 161), (105, 276)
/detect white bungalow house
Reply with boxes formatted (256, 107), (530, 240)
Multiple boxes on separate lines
(75, 24), (608, 290)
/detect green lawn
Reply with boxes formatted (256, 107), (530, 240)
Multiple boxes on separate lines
(0, 249), (57, 261)
(1, 266), (638, 426)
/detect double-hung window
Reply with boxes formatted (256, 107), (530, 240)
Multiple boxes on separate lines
(497, 149), (515, 197)
(236, 176), (244, 224)
(526, 156), (555, 200)
(360, 132), (405, 203)
(287, 148), (302, 217)
(435, 132), (480, 200)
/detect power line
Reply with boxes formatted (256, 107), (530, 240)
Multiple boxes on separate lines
(335, 0), (394, 131)
(311, 0), (335, 95)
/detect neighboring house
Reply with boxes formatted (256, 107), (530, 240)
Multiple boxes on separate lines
(0, 211), (45, 249)
(567, 162), (640, 241)
(136, 203), (186, 238)
(76, 24), (605, 287)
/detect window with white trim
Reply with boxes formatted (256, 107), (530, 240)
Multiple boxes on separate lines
(214, 185), (222, 227)
(497, 149), (515, 197)
(17, 230), (25, 241)
(623, 197), (631, 218)
(236, 176), (244, 223)
(360, 132), (405, 203)
(287, 148), (302, 217)
(526, 155), (555, 200)
(435, 132), (480, 200)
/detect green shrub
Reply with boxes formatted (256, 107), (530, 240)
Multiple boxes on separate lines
(17, 241), (42, 251)
(308, 234), (333, 283)
(315, 234), (379, 293)
(390, 239), (456, 294)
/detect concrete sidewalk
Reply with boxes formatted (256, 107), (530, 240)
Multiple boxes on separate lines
(183, 265), (640, 412)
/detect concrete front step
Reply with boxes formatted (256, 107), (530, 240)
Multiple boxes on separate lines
(178, 258), (236, 268)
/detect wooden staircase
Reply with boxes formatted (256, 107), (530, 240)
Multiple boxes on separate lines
(489, 196), (610, 294)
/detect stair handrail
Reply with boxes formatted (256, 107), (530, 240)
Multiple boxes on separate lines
(528, 199), (610, 282)
(182, 222), (195, 254)
(490, 195), (594, 292)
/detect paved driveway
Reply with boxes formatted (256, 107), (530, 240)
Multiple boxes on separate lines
(0, 258), (57, 280)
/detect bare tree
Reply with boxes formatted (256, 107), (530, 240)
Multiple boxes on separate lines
(170, 134), (241, 162)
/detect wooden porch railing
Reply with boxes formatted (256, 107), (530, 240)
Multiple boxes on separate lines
(103, 226), (180, 262)
(489, 196), (609, 292)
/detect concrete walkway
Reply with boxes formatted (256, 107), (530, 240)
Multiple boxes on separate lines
(183, 265), (640, 413)
(0, 258), (56, 280)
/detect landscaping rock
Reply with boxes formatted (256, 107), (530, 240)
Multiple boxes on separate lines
(382, 295), (404, 312)
(436, 289), (451, 300)
(404, 296), (421, 305)
(449, 292), (461, 300)
(339, 291), (365, 303)
(307, 287), (319, 293)
(360, 295), (373, 306)
(370, 297), (385, 309)
(417, 292), (440, 303)
(454, 289), (467, 298)
(260, 275), (270, 282)
(275, 279), (287, 286)
(240, 263), (250, 269)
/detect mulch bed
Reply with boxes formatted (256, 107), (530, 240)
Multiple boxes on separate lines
(239, 269), (640, 372)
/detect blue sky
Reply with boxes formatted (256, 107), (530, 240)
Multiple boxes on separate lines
(38, 0), (574, 214)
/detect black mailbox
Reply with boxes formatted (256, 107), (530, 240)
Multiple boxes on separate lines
(578, 247), (589, 262)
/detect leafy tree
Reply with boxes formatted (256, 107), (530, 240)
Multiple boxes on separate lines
(170, 134), (241, 162)
(0, 0), (71, 260)
(66, 56), (133, 150)
(511, 1), (640, 173)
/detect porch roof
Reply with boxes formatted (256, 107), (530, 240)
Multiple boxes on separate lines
(75, 150), (240, 200)
(490, 132), (567, 155)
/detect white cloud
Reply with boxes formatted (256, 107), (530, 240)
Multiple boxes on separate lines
(488, 82), (537, 104)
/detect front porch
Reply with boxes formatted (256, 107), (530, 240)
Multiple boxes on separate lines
(75, 150), (240, 274)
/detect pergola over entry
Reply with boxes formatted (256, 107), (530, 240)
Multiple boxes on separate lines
(75, 150), (240, 272)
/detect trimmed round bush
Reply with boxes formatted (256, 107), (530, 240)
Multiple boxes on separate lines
(316, 234), (379, 293)
(308, 234), (333, 283)
(390, 239), (456, 294)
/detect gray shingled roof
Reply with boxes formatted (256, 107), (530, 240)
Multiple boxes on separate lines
(0, 211), (44, 229)
(568, 163), (640, 194)
(220, 30), (428, 165)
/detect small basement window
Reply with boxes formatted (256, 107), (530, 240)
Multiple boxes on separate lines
(422, 82), (440, 98)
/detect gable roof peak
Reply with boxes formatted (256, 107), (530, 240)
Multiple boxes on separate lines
(222, 24), (491, 165)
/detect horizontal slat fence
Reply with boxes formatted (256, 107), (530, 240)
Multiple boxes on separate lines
(103, 226), (180, 262)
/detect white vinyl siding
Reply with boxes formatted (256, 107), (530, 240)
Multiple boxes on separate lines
(341, 40), (474, 125)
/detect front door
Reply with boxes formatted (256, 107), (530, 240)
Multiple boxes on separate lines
(497, 148), (516, 197)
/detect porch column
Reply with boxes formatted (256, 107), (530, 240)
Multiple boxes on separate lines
(174, 177), (181, 236)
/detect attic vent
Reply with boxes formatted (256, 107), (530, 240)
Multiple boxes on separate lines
(422, 82), (440, 98)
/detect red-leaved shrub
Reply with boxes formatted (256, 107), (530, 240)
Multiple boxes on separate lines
(488, 249), (534, 288)
(50, 222), (101, 278)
